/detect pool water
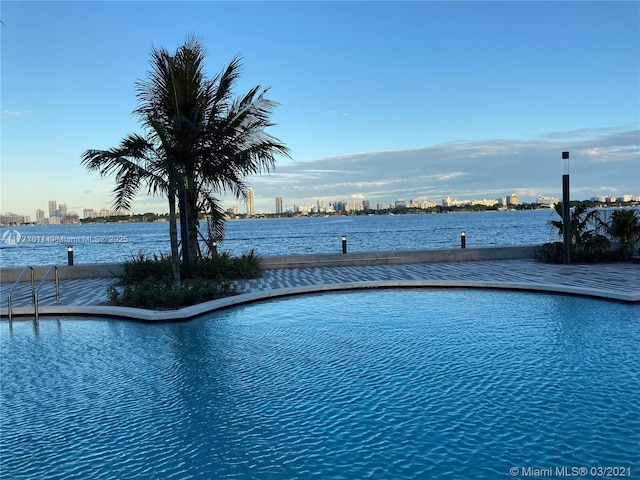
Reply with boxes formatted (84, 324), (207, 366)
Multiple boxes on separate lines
(1, 290), (639, 479)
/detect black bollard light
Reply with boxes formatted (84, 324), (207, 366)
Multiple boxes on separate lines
(212, 241), (217, 256)
(562, 151), (571, 265)
(342, 235), (347, 254)
(67, 245), (74, 266)
(460, 231), (466, 249)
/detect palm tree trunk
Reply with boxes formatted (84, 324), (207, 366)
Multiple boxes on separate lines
(168, 184), (181, 287)
(178, 188), (192, 277)
(186, 177), (200, 260)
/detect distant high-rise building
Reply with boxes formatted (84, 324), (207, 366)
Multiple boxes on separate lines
(472, 199), (498, 207)
(36, 209), (45, 220)
(275, 196), (283, 214)
(0, 212), (25, 225)
(48, 200), (57, 218)
(246, 188), (255, 216)
(332, 200), (346, 212)
(507, 194), (519, 206)
(58, 203), (68, 218)
(344, 201), (362, 212)
(294, 204), (311, 215)
(362, 200), (370, 211)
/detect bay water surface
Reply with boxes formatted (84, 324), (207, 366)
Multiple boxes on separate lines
(0, 210), (561, 267)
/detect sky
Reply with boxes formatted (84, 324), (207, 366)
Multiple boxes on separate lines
(1, 1), (639, 217)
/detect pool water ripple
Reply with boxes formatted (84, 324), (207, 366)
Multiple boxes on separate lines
(1, 290), (639, 479)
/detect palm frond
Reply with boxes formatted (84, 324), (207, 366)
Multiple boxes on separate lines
(200, 193), (227, 244)
(212, 55), (243, 107)
(81, 133), (174, 210)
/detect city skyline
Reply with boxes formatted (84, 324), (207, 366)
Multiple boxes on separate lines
(5, 184), (637, 225)
(2, 2), (638, 216)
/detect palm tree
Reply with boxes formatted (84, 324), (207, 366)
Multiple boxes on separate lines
(134, 42), (289, 260)
(82, 35), (288, 278)
(550, 202), (610, 261)
(607, 208), (640, 258)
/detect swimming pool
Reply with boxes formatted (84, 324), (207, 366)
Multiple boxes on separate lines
(1, 290), (638, 479)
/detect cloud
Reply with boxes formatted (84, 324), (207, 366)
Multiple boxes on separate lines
(435, 172), (466, 181)
(3, 110), (30, 117)
(240, 127), (639, 211)
(577, 145), (638, 163)
(327, 111), (351, 117)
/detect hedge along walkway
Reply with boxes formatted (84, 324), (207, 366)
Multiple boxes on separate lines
(1, 259), (638, 322)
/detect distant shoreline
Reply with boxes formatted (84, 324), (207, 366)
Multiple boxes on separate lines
(3, 207), (538, 227)
(4, 201), (640, 228)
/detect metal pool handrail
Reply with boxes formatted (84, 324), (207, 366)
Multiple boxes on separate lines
(34, 265), (60, 322)
(7, 265), (60, 322)
(7, 266), (35, 322)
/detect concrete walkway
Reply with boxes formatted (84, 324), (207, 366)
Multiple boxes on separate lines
(1, 259), (638, 322)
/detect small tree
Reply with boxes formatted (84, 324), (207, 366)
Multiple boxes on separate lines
(535, 202), (611, 263)
(607, 209), (640, 259)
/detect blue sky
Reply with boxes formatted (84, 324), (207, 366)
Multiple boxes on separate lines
(1, 1), (638, 216)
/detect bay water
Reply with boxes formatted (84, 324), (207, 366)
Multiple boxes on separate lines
(0, 210), (561, 268)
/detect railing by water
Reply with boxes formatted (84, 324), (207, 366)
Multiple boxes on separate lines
(7, 266), (34, 322)
(7, 265), (60, 322)
(34, 265), (60, 321)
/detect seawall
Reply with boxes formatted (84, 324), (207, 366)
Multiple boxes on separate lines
(0, 245), (537, 283)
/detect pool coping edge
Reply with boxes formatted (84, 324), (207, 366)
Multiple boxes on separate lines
(2, 279), (638, 322)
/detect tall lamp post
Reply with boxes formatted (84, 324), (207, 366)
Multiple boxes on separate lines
(562, 151), (570, 265)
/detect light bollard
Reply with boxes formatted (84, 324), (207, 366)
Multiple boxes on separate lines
(562, 151), (571, 265)
(460, 231), (466, 249)
(67, 245), (74, 266)
(342, 235), (347, 254)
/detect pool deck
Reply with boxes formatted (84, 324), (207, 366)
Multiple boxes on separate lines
(1, 259), (639, 321)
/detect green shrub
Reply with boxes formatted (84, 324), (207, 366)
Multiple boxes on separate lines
(110, 249), (260, 309)
(120, 251), (174, 283)
(107, 277), (238, 309)
(575, 232), (612, 262)
(231, 249), (261, 279)
(120, 250), (262, 283)
(189, 249), (261, 280)
(538, 202), (613, 263)
(195, 251), (234, 278)
(534, 236), (615, 264)
(533, 242), (563, 263)
(607, 209), (640, 259)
